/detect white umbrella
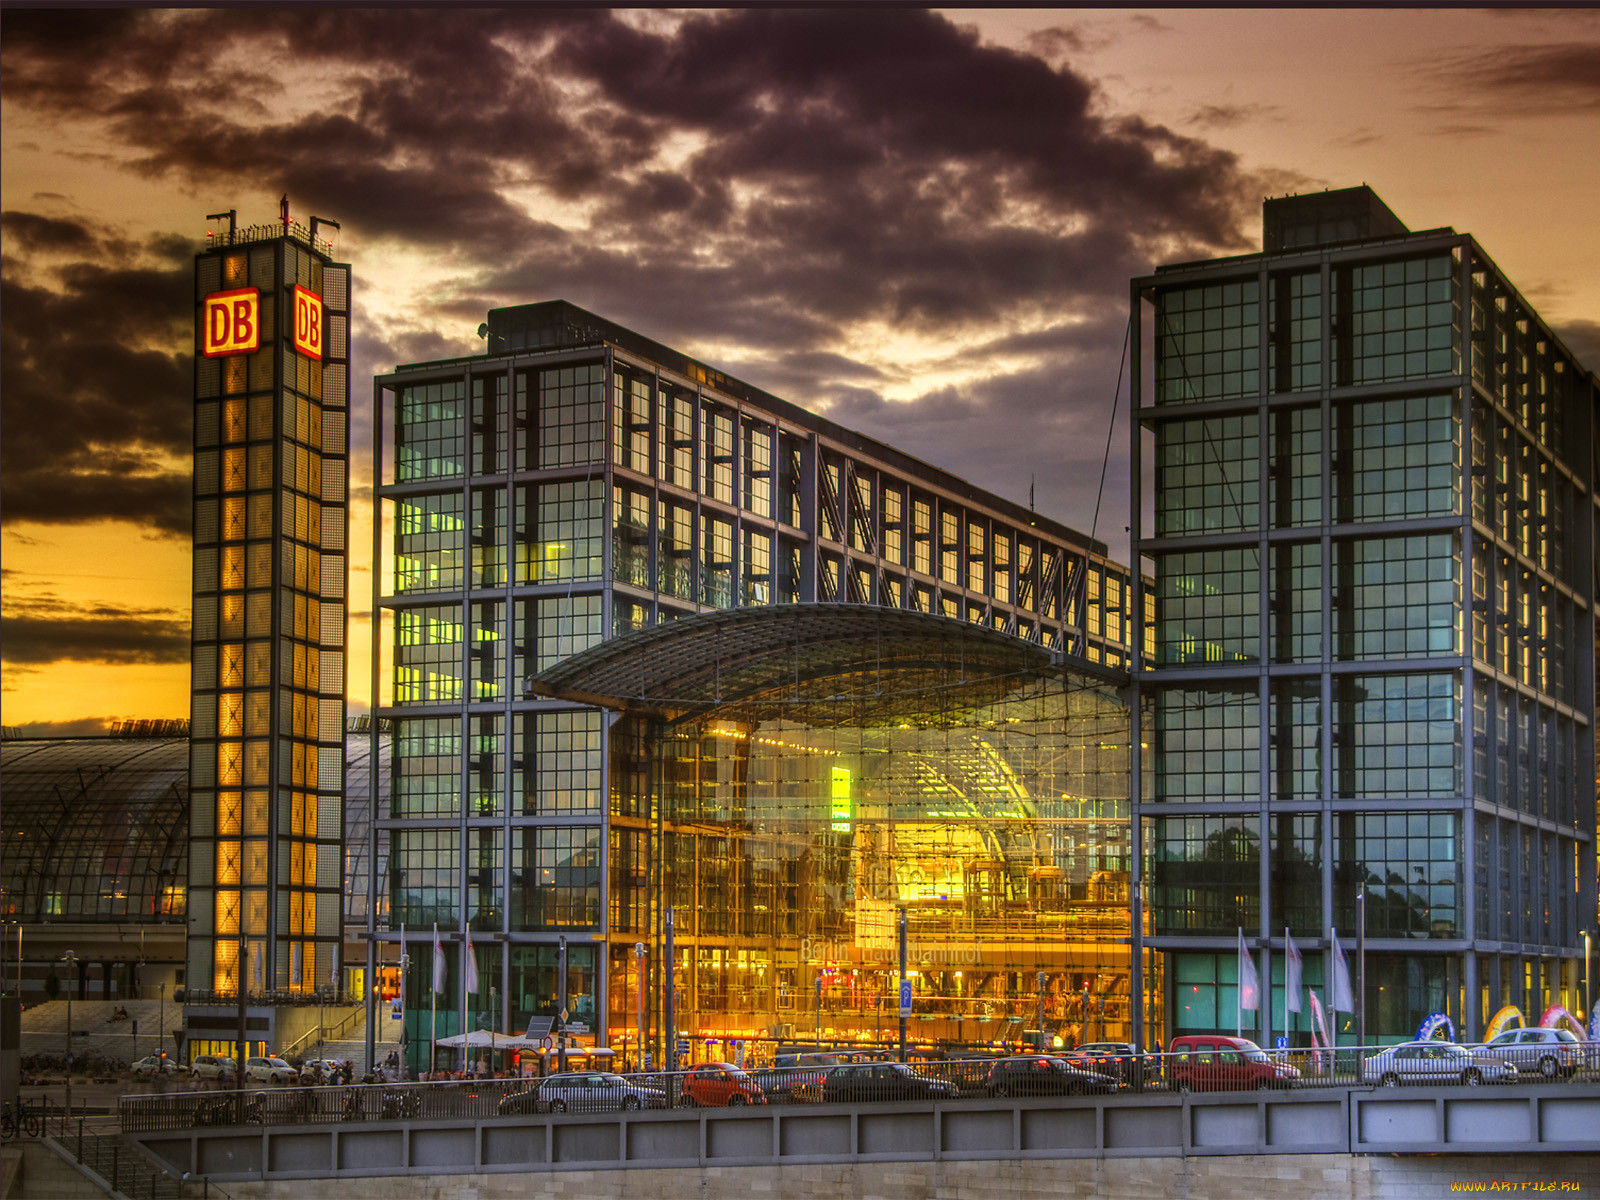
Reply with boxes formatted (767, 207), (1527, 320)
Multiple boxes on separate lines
(435, 1029), (502, 1048)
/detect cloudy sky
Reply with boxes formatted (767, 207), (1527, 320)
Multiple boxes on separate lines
(3, 7), (1597, 734)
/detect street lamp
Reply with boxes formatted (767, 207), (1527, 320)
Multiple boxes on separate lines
(633, 943), (646, 1074)
(398, 949), (411, 1080)
(60, 950), (78, 1119)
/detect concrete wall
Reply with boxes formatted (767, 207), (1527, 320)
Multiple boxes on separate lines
(180, 1153), (1600, 1200)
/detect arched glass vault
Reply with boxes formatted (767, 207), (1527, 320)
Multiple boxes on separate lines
(531, 604), (1150, 1062)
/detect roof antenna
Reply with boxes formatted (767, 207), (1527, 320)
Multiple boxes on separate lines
(1029, 474), (1035, 511)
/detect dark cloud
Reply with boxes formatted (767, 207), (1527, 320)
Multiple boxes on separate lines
(1554, 319), (1600, 377)
(1420, 42), (1600, 114)
(1187, 102), (1281, 131)
(0, 213), (192, 534)
(0, 595), (189, 666)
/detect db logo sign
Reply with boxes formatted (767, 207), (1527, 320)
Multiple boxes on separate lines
(293, 285), (324, 360)
(203, 288), (260, 358)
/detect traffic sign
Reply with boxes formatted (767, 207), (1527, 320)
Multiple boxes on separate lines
(899, 980), (913, 1017)
(676, 1039), (690, 1054)
(1275, 1036), (1288, 1049)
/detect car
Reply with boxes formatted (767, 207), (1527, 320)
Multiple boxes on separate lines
(677, 1062), (768, 1107)
(1362, 1041), (1516, 1087)
(819, 1061), (958, 1104)
(497, 1071), (668, 1115)
(245, 1056), (299, 1084)
(190, 1055), (238, 1082)
(1470, 1028), (1582, 1080)
(132, 1055), (179, 1078)
(985, 1055), (1117, 1098)
(1167, 1036), (1300, 1093)
(1068, 1042), (1160, 1088)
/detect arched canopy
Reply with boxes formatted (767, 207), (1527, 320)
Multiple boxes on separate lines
(529, 603), (1128, 727)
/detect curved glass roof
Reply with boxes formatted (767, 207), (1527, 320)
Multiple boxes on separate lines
(1, 731), (388, 927)
(531, 602), (1126, 727)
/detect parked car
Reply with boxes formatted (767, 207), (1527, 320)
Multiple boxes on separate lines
(497, 1071), (668, 1115)
(678, 1062), (767, 1107)
(1470, 1028), (1582, 1080)
(985, 1055), (1116, 1098)
(1167, 1036), (1300, 1092)
(132, 1055), (179, 1078)
(1362, 1041), (1516, 1087)
(245, 1056), (299, 1084)
(1069, 1042), (1160, 1088)
(820, 1061), (958, 1104)
(190, 1055), (237, 1083)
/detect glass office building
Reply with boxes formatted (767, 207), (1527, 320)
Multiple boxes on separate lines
(368, 302), (1138, 1068)
(1131, 187), (1600, 1044)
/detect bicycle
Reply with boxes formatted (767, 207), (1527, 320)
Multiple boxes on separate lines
(1, 1099), (43, 1139)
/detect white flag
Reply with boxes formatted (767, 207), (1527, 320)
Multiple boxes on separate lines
(1285, 931), (1303, 1014)
(464, 929), (480, 995)
(1329, 930), (1355, 1012)
(432, 924), (447, 994)
(1237, 929), (1260, 1011)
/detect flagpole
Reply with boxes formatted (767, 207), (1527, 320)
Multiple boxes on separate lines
(430, 923), (438, 1081)
(1236, 928), (1243, 1038)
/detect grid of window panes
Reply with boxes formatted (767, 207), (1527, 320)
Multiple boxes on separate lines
(511, 826), (601, 929)
(1334, 672), (1460, 798)
(1335, 254), (1459, 386)
(1332, 394), (1460, 523)
(396, 381), (464, 480)
(389, 828), (461, 928)
(1268, 406), (1321, 526)
(1331, 534), (1460, 659)
(537, 364), (605, 468)
(531, 594), (603, 671)
(391, 717), (461, 817)
(1269, 270), (1322, 392)
(1268, 679), (1321, 800)
(1152, 547), (1260, 666)
(1151, 815), (1261, 936)
(613, 372), (652, 474)
(1155, 279), (1261, 404)
(1269, 813), (1322, 933)
(1268, 541), (1321, 662)
(1154, 415), (1260, 536)
(394, 605), (464, 704)
(1335, 811), (1459, 937)
(517, 709), (603, 815)
(469, 489), (506, 587)
(532, 479), (603, 583)
(394, 494), (463, 593)
(1152, 685), (1260, 802)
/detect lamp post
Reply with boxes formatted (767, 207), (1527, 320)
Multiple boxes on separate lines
(60, 950), (78, 1119)
(1583, 930), (1592, 1037)
(398, 949), (411, 1080)
(633, 943), (646, 1074)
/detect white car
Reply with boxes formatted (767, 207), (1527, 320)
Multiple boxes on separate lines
(1470, 1028), (1582, 1080)
(191, 1055), (238, 1082)
(299, 1058), (344, 1082)
(132, 1055), (179, 1078)
(245, 1056), (299, 1084)
(1362, 1041), (1515, 1087)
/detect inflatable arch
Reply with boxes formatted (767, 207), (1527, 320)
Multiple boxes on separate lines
(1482, 1005), (1525, 1042)
(1414, 1012), (1455, 1042)
(1537, 1005), (1587, 1039)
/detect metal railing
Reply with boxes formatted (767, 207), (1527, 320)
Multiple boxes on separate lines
(119, 1042), (1600, 1131)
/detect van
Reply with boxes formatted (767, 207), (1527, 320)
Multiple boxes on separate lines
(1167, 1035), (1300, 1092)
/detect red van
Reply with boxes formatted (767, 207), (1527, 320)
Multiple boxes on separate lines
(1167, 1035), (1300, 1092)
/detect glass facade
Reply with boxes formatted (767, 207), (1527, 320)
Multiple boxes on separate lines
(372, 301), (1137, 1068)
(1134, 188), (1598, 1045)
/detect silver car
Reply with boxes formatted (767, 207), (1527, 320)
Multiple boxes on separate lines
(1362, 1041), (1515, 1087)
(498, 1072), (668, 1115)
(1471, 1028), (1582, 1080)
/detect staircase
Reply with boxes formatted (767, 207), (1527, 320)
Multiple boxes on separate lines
(19, 999), (178, 1069)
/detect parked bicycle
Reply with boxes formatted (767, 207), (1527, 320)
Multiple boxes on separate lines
(1, 1099), (43, 1139)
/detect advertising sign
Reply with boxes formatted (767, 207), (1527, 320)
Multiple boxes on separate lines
(203, 287), (260, 357)
(292, 285), (324, 360)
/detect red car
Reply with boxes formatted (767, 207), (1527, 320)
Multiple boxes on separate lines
(678, 1062), (768, 1107)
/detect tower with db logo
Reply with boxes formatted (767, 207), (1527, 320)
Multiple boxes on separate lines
(185, 204), (351, 1059)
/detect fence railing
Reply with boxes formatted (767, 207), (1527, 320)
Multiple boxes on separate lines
(119, 1041), (1600, 1132)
